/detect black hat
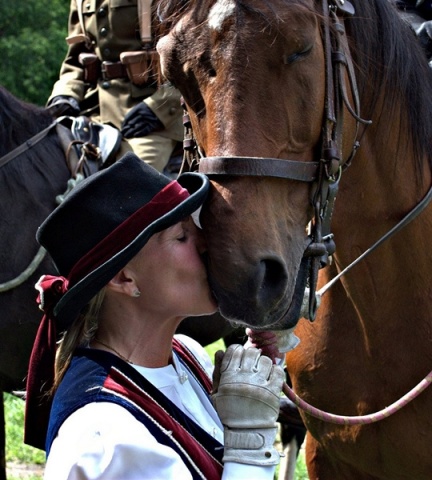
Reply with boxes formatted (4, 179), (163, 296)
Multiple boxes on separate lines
(37, 151), (209, 330)
(25, 152), (209, 451)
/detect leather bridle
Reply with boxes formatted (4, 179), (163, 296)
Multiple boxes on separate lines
(180, 0), (370, 320)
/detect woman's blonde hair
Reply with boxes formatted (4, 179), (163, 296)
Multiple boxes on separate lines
(52, 288), (106, 392)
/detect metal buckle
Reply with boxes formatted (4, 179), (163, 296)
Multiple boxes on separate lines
(331, 0), (355, 16)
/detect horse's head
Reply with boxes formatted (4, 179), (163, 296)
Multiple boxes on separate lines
(157, 0), (358, 329)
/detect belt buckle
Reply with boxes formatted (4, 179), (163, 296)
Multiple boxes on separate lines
(101, 61), (113, 80)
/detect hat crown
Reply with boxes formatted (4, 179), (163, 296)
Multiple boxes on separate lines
(37, 153), (172, 276)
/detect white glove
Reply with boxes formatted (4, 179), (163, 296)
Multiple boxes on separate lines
(212, 344), (284, 466)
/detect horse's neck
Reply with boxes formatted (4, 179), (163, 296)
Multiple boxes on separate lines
(337, 114), (431, 226)
(325, 138), (432, 333)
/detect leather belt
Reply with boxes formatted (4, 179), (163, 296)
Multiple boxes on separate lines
(101, 61), (128, 80)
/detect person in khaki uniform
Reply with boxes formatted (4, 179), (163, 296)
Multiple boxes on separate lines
(47, 0), (183, 172)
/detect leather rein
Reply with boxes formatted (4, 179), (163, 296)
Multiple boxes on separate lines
(0, 120), (59, 169)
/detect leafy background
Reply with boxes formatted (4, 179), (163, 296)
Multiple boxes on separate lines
(0, 0), (69, 104)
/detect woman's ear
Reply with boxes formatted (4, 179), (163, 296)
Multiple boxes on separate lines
(107, 267), (138, 297)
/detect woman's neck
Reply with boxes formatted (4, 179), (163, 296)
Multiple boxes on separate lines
(93, 311), (183, 367)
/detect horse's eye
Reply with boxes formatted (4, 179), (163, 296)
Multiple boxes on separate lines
(283, 45), (313, 65)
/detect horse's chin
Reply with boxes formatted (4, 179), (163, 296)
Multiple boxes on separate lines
(211, 256), (310, 330)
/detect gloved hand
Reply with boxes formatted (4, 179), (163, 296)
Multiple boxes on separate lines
(121, 102), (164, 138)
(47, 95), (80, 118)
(212, 344), (284, 466)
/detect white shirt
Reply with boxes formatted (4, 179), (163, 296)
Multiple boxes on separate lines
(44, 335), (276, 480)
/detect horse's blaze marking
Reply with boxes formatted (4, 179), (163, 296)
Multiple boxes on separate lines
(208, 0), (235, 31)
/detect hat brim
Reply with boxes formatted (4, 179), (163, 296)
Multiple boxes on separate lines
(53, 172), (209, 331)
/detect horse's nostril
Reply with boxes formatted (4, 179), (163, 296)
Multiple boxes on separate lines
(256, 258), (287, 303)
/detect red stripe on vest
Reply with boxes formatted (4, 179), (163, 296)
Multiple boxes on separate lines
(172, 338), (213, 394)
(103, 367), (223, 479)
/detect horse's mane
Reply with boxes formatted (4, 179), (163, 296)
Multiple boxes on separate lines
(348, 0), (432, 171)
(0, 86), (54, 158)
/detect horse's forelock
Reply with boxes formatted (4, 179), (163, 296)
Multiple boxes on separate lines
(157, 0), (315, 37)
(156, 0), (198, 33)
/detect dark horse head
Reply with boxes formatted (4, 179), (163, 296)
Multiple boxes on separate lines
(0, 86), (70, 391)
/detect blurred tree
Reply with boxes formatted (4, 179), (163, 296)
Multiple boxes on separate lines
(0, 0), (69, 105)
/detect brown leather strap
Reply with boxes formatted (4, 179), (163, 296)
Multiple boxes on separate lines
(0, 120), (59, 169)
(137, 0), (153, 45)
(199, 156), (319, 182)
(101, 61), (128, 80)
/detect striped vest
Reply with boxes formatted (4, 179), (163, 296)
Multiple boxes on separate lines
(46, 339), (223, 479)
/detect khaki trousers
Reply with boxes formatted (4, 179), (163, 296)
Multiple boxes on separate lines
(118, 134), (178, 173)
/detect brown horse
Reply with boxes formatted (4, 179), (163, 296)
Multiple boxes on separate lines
(156, 0), (432, 478)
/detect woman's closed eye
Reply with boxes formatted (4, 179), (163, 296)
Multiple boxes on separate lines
(177, 231), (187, 242)
(175, 222), (189, 242)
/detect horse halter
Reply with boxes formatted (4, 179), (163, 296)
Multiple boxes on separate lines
(180, 0), (370, 320)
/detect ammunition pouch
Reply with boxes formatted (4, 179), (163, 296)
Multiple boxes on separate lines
(78, 50), (159, 86)
(78, 53), (101, 85)
(120, 50), (159, 86)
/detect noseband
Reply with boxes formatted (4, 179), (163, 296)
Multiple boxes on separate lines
(181, 0), (369, 320)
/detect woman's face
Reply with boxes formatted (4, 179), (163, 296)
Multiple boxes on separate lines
(128, 216), (218, 319)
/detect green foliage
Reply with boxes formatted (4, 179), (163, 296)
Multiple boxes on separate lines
(4, 393), (45, 466)
(295, 451), (310, 479)
(0, 0), (70, 105)
(204, 337), (225, 364)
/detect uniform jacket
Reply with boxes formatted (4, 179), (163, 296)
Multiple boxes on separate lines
(49, 0), (183, 141)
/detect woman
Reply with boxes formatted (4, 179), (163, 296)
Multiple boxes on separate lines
(24, 152), (284, 479)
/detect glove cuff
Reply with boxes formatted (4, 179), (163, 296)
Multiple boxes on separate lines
(223, 426), (281, 466)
